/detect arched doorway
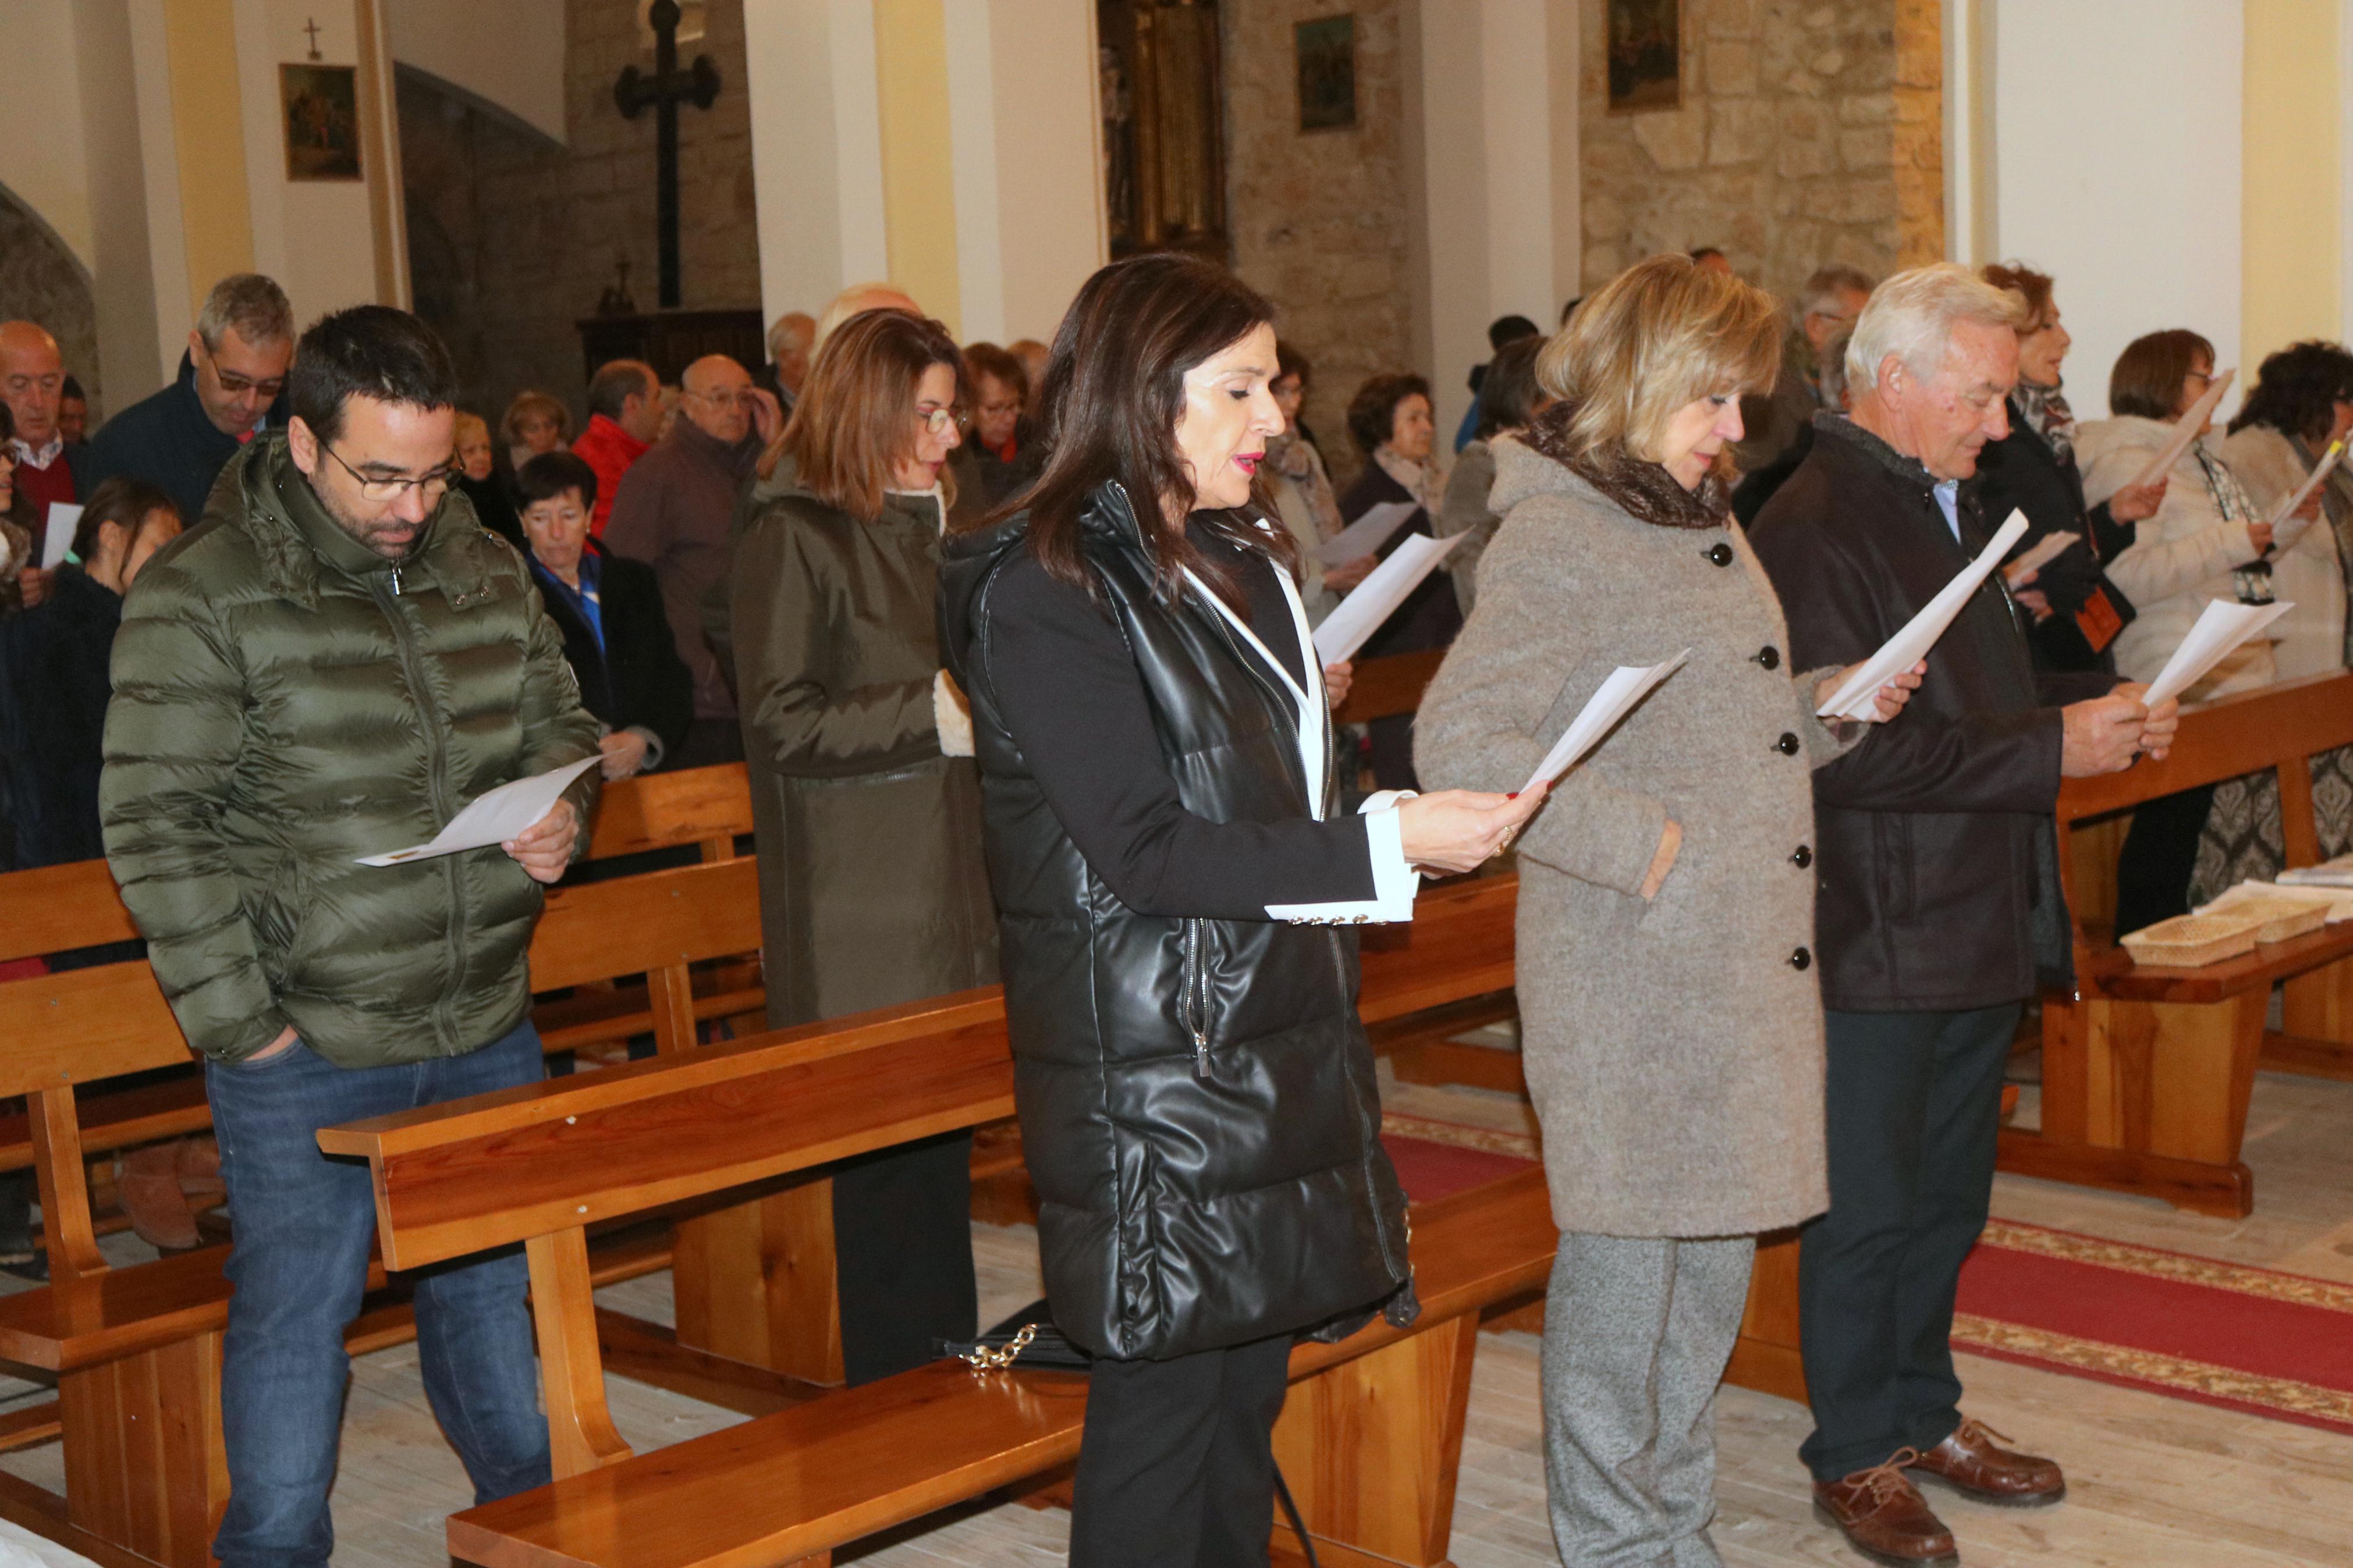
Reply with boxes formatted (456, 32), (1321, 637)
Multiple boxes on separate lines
(0, 184), (101, 422)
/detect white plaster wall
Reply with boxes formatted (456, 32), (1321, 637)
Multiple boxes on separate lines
(0, 1), (97, 270)
(1415, 0), (1579, 443)
(745, 0), (888, 324)
(77, 0), (168, 404)
(1989, 0), (2244, 416)
(235, 0), (383, 329)
(385, 0), (567, 143)
(981, 0), (1105, 344)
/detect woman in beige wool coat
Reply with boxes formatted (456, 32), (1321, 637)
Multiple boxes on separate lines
(1416, 254), (1917, 1567)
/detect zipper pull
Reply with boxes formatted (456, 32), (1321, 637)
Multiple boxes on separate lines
(1194, 1039), (1210, 1078)
(389, 562), (404, 596)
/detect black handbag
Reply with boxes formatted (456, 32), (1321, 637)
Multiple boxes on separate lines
(939, 1300), (1321, 1565)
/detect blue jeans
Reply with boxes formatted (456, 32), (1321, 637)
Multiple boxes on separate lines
(204, 1018), (553, 1567)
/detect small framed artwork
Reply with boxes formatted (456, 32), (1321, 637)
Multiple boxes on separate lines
(1296, 15), (1356, 133)
(1606, 0), (1681, 114)
(280, 63), (362, 182)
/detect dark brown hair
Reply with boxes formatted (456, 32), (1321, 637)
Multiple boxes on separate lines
(1346, 372), (1432, 457)
(1005, 254), (1297, 603)
(762, 308), (964, 520)
(2110, 329), (2216, 421)
(2230, 340), (2353, 442)
(963, 342), (1029, 406)
(1981, 262), (2055, 328)
(70, 477), (180, 563)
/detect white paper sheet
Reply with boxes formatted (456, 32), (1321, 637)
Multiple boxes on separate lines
(2131, 368), (2235, 489)
(1313, 500), (1420, 566)
(2139, 598), (2295, 709)
(2266, 438), (2347, 529)
(1519, 650), (1692, 795)
(40, 504), (80, 571)
(1815, 509), (2031, 720)
(2197, 879), (2353, 922)
(1311, 531), (1465, 665)
(2280, 853), (2353, 889)
(2001, 529), (2079, 587)
(356, 755), (601, 866)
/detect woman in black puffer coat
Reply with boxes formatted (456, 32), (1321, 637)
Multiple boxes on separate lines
(938, 255), (1538, 1568)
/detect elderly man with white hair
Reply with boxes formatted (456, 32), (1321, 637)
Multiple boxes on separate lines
(1749, 264), (2177, 1567)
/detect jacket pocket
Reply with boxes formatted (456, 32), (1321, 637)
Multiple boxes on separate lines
(1181, 919), (1210, 1077)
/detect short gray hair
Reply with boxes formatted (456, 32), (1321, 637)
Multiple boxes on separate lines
(1797, 264), (1875, 323)
(1845, 263), (2028, 397)
(195, 273), (293, 350)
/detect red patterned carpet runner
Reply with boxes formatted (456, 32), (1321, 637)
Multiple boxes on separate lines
(1954, 1221), (2353, 1436)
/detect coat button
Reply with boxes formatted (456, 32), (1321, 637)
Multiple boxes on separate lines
(1753, 645), (1780, 670)
(1773, 732), (1800, 755)
(1789, 946), (1812, 970)
(1706, 543), (1734, 566)
(1791, 844), (1812, 868)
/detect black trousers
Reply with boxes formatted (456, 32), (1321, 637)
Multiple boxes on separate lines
(2112, 783), (2218, 937)
(1798, 1002), (2019, 1481)
(675, 717), (746, 771)
(1069, 1334), (1294, 1568)
(832, 1130), (977, 1386)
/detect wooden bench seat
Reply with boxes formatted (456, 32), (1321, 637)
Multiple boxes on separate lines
(323, 970), (1554, 1568)
(2000, 670), (2353, 1217)
(449, 1169), (1553, 1568)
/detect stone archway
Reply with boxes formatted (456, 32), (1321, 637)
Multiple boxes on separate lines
(0, 184), (102, 421)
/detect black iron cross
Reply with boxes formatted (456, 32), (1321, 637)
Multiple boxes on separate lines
(614, 0), (721, 311)
(302, 17), (322, 60)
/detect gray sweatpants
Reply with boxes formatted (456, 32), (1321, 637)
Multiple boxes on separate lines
(1541, 1231), (1757, 1567)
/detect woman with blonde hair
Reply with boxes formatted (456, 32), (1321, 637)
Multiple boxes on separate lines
(730, 307), (997, 1385)
(499, 388), (571, 472)
(1416, 253), (1915, 1566)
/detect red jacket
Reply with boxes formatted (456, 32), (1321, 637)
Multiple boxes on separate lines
(570, 414), (650, 536)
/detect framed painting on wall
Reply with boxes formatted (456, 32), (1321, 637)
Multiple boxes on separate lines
(1296, 15), (1355, 133)
(1607, 0), (1681, 113)
(280, 63), (362, 181)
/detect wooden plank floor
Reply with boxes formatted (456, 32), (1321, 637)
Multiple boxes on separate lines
(2, 1046), (2350, 1565)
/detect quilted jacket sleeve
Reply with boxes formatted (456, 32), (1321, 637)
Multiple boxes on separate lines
(99, 560), (286, 1061)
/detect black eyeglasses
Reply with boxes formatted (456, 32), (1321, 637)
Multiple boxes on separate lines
(320, 442), (458, 503)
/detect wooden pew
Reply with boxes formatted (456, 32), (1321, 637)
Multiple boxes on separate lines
(1999, 670), (2353, 1217)
(321, 986), (1556, 1568)
(0, 856), (760, 1568)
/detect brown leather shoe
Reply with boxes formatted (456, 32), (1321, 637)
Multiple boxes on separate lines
(1910, 1417), (2066, 1506)
(1813, 1449), (1959, 1567)
(118, 1143), (202, 1251)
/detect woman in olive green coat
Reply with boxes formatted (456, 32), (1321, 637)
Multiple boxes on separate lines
(730, 308), (999, 1385)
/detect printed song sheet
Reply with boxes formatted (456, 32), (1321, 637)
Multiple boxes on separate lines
(2131, 368), (2234, 489)
(2139, 598), (2293, 709)
(2267, 438), (2347, 528)
(40, 504), (80, 571)
(1311, 532), (1465, 665)
(1312, 501), (1420, 566)
(1815, 510), (2030, 720)
(357, 755), (601, 866)
(2001, 530), (2078, 588)
(1520, 650), (1692, 795)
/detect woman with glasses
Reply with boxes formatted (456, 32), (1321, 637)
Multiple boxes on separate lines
(730, 307), (999, 1385)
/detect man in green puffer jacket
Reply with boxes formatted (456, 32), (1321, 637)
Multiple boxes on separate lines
(100, 305), (599, 1567)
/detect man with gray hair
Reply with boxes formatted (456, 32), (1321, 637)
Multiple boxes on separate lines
(1736, 262), (1876, 474)
(88, 272), (294, 524)
(1750, 263), (2177, 1566)
(762, 311), (815, 409)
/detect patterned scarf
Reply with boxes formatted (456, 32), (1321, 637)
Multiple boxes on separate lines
(1526, 403), (1731, 529)
(2013, 379), (2076, 464)
(1266, 430), (1342, 541)
(1375, 446), (1447, 518)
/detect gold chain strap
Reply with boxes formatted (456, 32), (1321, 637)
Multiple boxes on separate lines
(959, 1321), (1037, 1371)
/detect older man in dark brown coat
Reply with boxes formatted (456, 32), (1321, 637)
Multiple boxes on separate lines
(1751, 264), (2173, 1567)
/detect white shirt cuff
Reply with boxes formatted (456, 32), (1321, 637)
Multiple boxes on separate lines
(1264, 795), (1420, 925)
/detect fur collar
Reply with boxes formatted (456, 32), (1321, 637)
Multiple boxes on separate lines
(1525, 403), (1730, 529)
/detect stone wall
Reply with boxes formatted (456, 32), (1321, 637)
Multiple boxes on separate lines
(1223, 0), (1412, 489)
(1578, 0), (1902, 304)
(0, 192), (101, 421)
(398, 0), (762, 431)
